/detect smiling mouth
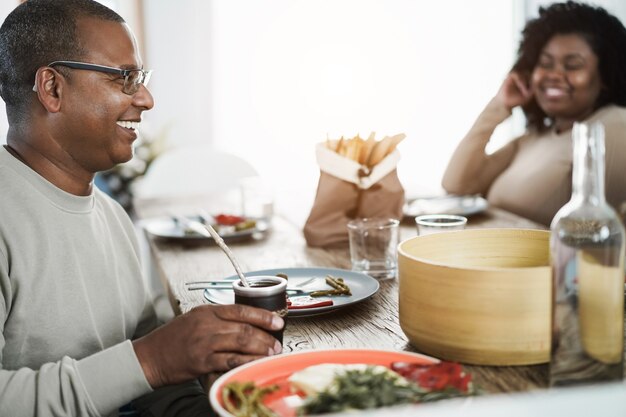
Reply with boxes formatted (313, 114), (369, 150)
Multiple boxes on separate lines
(116, 120), (139, 130)
(542, 87), (569, 99)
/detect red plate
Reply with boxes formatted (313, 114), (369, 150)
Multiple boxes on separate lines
(209, 349), (439, 417)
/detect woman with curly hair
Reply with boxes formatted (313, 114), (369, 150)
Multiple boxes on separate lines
(442, 1), (626, 226)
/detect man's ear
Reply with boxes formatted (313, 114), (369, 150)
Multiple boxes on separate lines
(33, 67), (63, 113)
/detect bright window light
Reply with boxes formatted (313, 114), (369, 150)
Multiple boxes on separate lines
(208, 0), (517, 202)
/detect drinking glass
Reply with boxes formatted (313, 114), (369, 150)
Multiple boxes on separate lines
(347, 218), (399, 280)
(415, 214), (467, 236)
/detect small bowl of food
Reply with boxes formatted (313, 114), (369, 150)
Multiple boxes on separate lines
(398, 228), (551, 365)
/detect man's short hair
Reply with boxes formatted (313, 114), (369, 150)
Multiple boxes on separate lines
(0, 0), (124, 123)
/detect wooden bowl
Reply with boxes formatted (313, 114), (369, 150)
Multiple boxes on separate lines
(398, 228), (550, 365)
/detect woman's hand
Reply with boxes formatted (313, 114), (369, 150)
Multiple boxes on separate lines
(132, 304), (284, 388)
(493, 71), (533, 112)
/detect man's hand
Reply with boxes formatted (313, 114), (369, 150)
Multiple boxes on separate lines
(132, 304), (284, 388)
(493, 71), (533, 112)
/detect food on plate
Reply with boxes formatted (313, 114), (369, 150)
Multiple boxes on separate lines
(309, 275), (351, 297)
(234, 219), (257, 231)
(222, 381), (279, 417)
(390, 361), (474, 393)
(183, 226), (199, 236)
(214, 213), (257, 232)
(214, 214), (246, 226)
(287, 296), (333, 309)
(275, 274), (351, 310)
(220, 360), (476, 416)
(288, 363), (404, 397)
(178, 214), (257, 237)
(326, 132), (406, 168)
(290, 361), (476, 414)
(295, 364), (419, 414)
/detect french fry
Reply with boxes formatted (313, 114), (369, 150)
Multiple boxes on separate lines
(348, 135), (363, 162)
(359, 132), (377, 165)
(342, 138), (353, 158)
(328, 132), (405, 166)
(336, 136), (345, 155)
(366, 135), (393, 167)
(354, 138), (362, 162)
(386, 133), (406, 155)
(346, 140), (355, 161)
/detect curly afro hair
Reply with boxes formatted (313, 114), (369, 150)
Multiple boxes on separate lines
(512, 1), (626, 131)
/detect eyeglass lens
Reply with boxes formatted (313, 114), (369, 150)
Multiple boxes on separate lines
(123, 70), (151, 95)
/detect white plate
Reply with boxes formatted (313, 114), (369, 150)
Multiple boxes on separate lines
(142, 216), (270, 242)
(404, 195), (488, 218)
(203, 267), (379, 317)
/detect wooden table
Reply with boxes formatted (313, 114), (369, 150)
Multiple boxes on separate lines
(135, 195), (559, 395)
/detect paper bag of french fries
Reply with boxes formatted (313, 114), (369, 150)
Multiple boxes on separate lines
(303, 132), (405, 248)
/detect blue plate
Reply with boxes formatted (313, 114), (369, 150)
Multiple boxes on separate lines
(203, 267), (379, 317)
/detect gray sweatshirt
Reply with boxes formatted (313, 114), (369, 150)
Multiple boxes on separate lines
(0, 146), (156, 416)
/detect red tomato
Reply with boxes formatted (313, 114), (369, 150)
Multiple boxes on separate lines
(390, 361), (473, 393)
(214, 214), (245, 226)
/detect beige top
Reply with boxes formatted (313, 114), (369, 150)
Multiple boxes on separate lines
(442, 103), (626, 226)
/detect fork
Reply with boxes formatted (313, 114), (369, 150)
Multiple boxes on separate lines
(186, 285), (311, 294)
(185, 276), (320, 293)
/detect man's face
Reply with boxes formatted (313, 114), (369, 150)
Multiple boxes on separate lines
(57, 17), (154, 173)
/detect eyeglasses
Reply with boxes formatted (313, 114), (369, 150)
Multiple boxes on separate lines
(47, 61), (152, 95)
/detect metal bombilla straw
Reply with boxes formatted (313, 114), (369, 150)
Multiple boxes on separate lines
(201, 223), (250, 287)
(172, 212), (250, 287)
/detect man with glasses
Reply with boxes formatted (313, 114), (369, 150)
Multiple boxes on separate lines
(0, 1), (283, 416)
(35, 61), (152, 96)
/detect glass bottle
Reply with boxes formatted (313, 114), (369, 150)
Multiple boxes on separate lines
(549, 121), (625, 387)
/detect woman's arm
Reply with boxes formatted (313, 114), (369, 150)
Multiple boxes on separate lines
(442, 72), (532, 195)
(600, 106), (626, 215)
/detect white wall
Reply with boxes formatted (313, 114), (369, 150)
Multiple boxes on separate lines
(204, 0), (518, 199)
(0, 0), (520, 199)
(2, 0), (625, 200)
(138, 0), (626, 203)
(141, 0), (214, 149)
(526, 0), (626, 20)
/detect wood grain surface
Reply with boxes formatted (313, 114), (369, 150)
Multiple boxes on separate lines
(134, 196), (623, 394)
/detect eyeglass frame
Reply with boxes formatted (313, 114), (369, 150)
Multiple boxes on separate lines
(33, 61), (152, 95)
